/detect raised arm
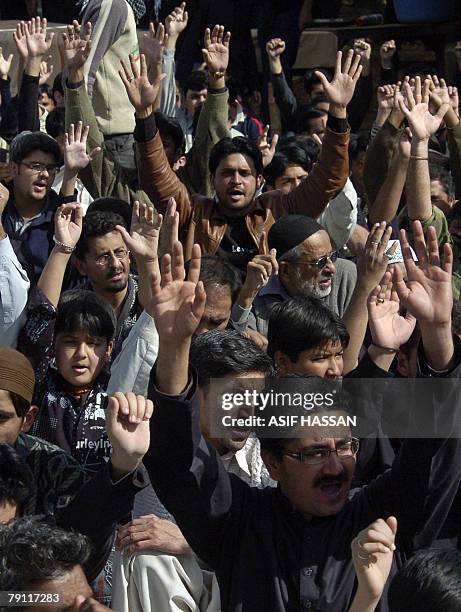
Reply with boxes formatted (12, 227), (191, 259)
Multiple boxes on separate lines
(280, 50), (361, 218)
(368, 129), (410, 226)
(37, 203), (82, 307)
(159, 2), (189, 116)
(266, 39), (298, 130)
(18, 17), (54, 133)
(397, 78), (449, 226)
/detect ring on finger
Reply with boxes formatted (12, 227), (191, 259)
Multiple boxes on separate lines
(377, 297), (385, 304)
(370, 240), (380, 246)
(358, 552), (370, 560)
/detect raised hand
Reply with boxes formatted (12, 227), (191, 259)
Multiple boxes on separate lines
(24, 17), (54, 58)
(397, 77), (449, 141)
(315, 50), (362, 114)
(106, 392), (153, 477)
(165, 2), (189, 41)
(368, 270), (416, 350)
(13, 21), (29, 61)
(116, 200), (162, 265)
(54, 203), (83, 248)
(380, 39), (396, 69)
(351, 517), (397, 604)
(143, 22), (167, 67)
(202, 25), (230, 75)
(258, 125), (279, 168)
(0, 47), (13, 80)
(266, 38), (286, 61)
(158, 197), (179, 258)
(63, 122), (101, 174)
(377, 84), (396, 112)
(394, 222), (453, 325)
(0, 182), (10, 214)
(39, 58), (54, 85)
(238, 233), (278, 309)
(353, 38), (371, 75)
(119, 53), (165, 115)
(149, 242), (206, 344)
(62, 21), (92, 74)
(448, 85), (459, 116)
(355, 222), (396, 294)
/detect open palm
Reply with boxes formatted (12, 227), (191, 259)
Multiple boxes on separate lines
(120, 54), (164, 113)
(25, 17), (54, 57)
(202, 25), (230, 74)
(54, 204), (83, 248)
(117, 201), (161, 262)
(150, 243), (206, 342)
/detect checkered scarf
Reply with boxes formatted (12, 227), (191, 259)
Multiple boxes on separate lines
(79, 0), (146, 20)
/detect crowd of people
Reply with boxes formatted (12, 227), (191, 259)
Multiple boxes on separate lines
(1, 1), (461, 610)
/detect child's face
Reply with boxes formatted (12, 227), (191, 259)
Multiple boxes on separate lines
(55, 330), (112, 388)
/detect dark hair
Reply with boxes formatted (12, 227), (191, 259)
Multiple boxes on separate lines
(86, 197), (132, 229)
(304, 68), (331, 94)
(258, 375), (348, 457)
(155, 111), (186, 155)
(209, 137), (263, 176)
(0, 444), (35, 511)
(264, 144), (311, 186)
(190, 330), (274, 387)
(45, 106), (66, 139)
(55, 290), (116, 342)
(267, 297), (350, 361)
(348, 133), (368, 161)
(310, 92), (329, 107)
(388, 549), (461, 611)
(0, 516), (91, 591)
(429, 164), (454, 197)
(9, 131), (61, 165)
(75, 211), (125, 259)
(52, 72), (64, 96)
(186, 256), (241, 302)
(10, 391), (30, 418)
(39, 84), (53, 98)
(183, 70), (208, 96)
(294, 105), (328, 135)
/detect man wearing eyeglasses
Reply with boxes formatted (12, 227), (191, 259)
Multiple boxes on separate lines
(1, 131), (84, 284)
(232, 215), (356, 337)
(144, 229), (461, 612)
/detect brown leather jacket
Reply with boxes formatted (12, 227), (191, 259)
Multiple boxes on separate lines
(137, 119), (350, 260)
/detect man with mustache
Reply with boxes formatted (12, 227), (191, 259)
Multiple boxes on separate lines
(144, 221), (461, 611)
(232, 215), (357, 337)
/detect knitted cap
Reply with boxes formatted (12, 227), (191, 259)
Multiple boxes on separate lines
(0, 348), (35, 404)
(268, 215), (324, 259)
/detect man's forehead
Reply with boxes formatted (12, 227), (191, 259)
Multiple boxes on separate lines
(23, 150), (56, 163)
(218, 153), (256, 173)
(87, 231), (125, 253)
(297, 231), (331, 254)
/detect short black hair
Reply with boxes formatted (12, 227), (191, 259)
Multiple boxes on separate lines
(9, 131), (61, 165)
(45, 106), (66, 139)
(310, 92), (329, 107)
(258, 375), (348, 457)
(429, 164), (454, 197)
(155, 111), (186, 155)
(9, 392), (31, 418)
(87, 197), (132, 229)
(209, 137), (263, 176)
(267, 297), (350, 361)
(52, 72), (64, 96)
(388, 549), (461, 611)
(55, 290), (116, 342)
(304, 68), (331, 94)
(0, 444), (35, 512)
(39, 83), (53, 98)
(191, 256), (242, 302)
(264, 144), (311, 186)
(183, 70), (208, 95)
(348, 133), (368, 161)
(294, 106), (327, 135)
(190, 330), (274, 387)
(0, 516), (91, 592)
(75, 211), (125, 259)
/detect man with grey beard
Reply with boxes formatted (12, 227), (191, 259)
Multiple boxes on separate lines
(231, 215), (357, 336)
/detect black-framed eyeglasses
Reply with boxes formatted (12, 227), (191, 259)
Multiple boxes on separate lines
(93, 248), (130, 267)
(21, 161), (61, 175)
(289, 250), (339, 270)
(281, 437), (359, 465)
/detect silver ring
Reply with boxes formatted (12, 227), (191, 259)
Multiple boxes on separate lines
(358, 552), (370, 560)
(370, 240), (380, 246)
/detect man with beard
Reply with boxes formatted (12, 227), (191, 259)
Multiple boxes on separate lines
(232, 215), (356, 336)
